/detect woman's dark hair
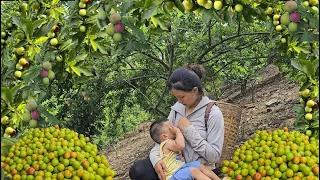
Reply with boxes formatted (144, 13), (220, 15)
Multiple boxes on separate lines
(167, 64), (205, 96)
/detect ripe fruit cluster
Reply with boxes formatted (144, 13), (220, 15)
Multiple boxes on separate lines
(1, 126), (116, 180)
(302, 0), (319, 14)
(48, 25), (59, 46)
(40, 61), (55, 86)
(1, 30), (8, 46)
(298, 76), (319, 137)
(222, 128), (319, 180)
(270, 0), (319, 43)
(4, 126), (17, 137)
(1, 21), (14, 46)
(1, 115), (17, 138)
(23, 100), (41, 128)
(105, 9), (125, 42)
(78, 0), (93, 33)
(14, 47), (30, 79)
(182, 0), (243, 12)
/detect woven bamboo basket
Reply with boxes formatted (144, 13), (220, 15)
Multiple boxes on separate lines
(214, 101), (242, 168)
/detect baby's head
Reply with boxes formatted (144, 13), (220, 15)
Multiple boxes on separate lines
(149, 119), (175, 144)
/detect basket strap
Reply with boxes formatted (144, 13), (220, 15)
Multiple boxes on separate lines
(204, 102), (215, 131)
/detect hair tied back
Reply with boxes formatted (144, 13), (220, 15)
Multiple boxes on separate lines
(184, 64), (205, 79)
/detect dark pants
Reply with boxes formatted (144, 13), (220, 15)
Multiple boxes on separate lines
(129, 159), (221, 180)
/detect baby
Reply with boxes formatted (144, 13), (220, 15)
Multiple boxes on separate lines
(150, 119), (220, 180)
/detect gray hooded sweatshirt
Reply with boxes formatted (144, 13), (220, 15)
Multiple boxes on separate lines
(150, 96), (225, 169)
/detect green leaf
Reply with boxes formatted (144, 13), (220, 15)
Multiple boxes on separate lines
(20, 17), (34, 39)
(123, 21), (145, 41)
(1, 146), (9, 157)
(142, 7), (158, 19)
(1, 87), (13, 107)
(71, 66), (81, 76)
(1, 168), (4, 180)
(59, 39), (74, 51)
(95, 41), (109, 55)
(77, 67), (94, 76)
(154, 17), (168, 31)
(312, 59), (319, 70)
(22, 66), (42, 83)
(12, 16), (22, 29)
(49, 9), (60, 20)
(291, 60), (303, 71)
(242, 9), (254, 23)
(68, 60), (77, 67)
(2, 137), (16, 146)
(34, 18), (56, 38)
(32, 19), (46, 29)
(122, 0), (134, 13)
(202, 9), (223, 23)
(144, 0), (153, 8)
(90, 39), (97, 51)
(54, 7), (65, 14)
(299, 82), (312, 91)
(1, 109), (10, 117)
(27, 46), (38, 59)
(10, 83), (24, 97)
(313, 85), (319, 97)
(293, 45), (301, 53)
(151, 16), (158, 27)
(300, 10), (319, 31)
(299, 60), (316, 80)
(38, 91), (47, 103)
(34, 36), (49, 45)
(125, 41), (134, 51)
(75, 54), (88, 61)
(37, 105), (59, 125)
(52, 0), (59, 6)
(172, 0), (185, 13)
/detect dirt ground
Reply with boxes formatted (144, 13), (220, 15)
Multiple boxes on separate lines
(101, 64), (300, 180)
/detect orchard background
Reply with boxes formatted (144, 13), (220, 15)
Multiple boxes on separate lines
(0, 0), (319, 179)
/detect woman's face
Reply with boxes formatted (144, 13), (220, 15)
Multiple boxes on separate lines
(170, 88), (199, 108)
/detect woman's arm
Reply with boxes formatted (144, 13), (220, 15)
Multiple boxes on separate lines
(182, 108), (224, 163)
(150, 143), (168, 180)
(149, 143), (162, 167)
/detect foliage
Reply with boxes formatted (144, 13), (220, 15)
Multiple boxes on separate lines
(0, 0), (319, 159)
(293, 59), (319, 138)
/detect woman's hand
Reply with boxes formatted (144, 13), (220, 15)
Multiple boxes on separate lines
(178, 117), (191, 130)
(154, 160), (168, 180)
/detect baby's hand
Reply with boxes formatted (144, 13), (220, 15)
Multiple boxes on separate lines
(169, 125), (181, 135)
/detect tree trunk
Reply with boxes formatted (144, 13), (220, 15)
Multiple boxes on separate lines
(241, 79), (247, 95)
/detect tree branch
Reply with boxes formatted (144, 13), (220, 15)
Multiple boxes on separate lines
(202, 20), (217, 35)
(154, 107), (167, 117)
(196, 32), (270, 63)
(208, 20), (212, 46)
(211, 56), (270, 77)
(154, 45), (164, 61)
(237, 21), (241, 35)
(128, 75), (167, 82)
(200, 36), (264, 64)
(168, 29), (174, 76)
(139, 51), (169, 70)
(122, 77), (152, 104)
